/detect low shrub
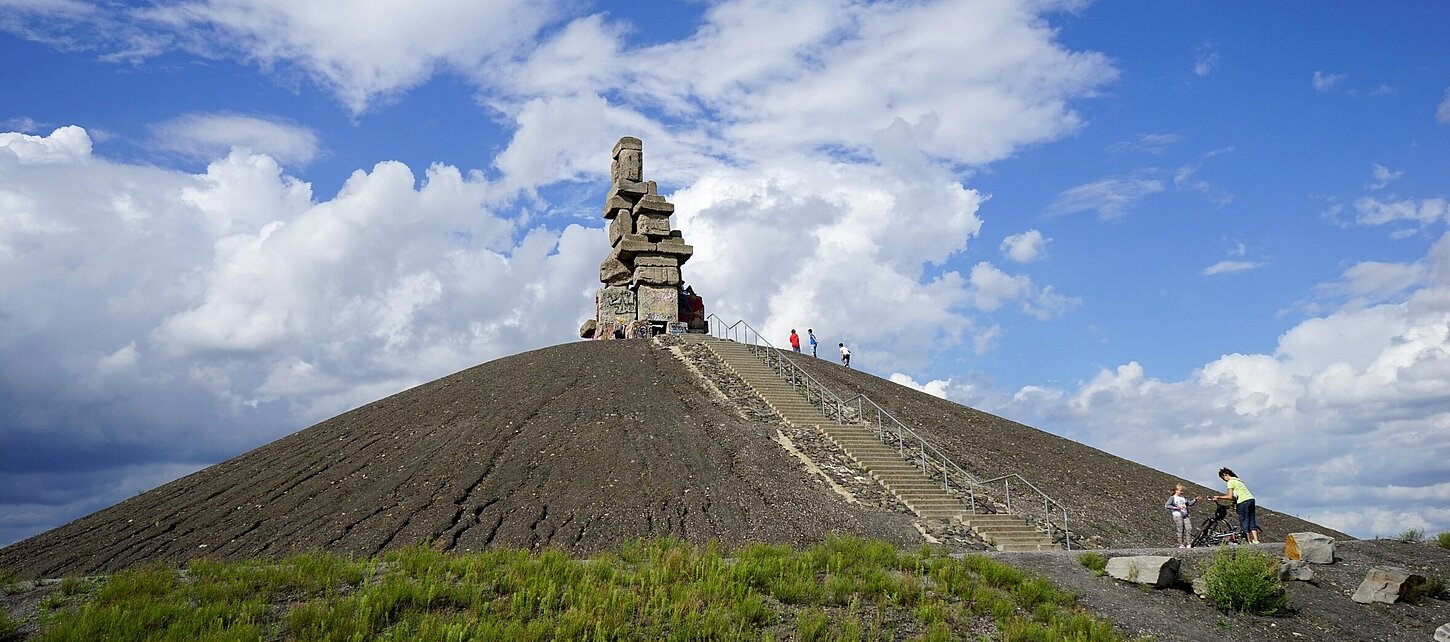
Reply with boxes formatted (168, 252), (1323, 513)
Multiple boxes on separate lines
(1201, 547), (1287, 615)
(1396, 528), (1424, 543)
(1077, 552), (1108, 576)
(1436, 531), (1450, 549)
(1405, 573), (1448, 604)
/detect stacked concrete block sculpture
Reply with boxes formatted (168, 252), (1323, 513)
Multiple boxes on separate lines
(583, 137), (706, 339)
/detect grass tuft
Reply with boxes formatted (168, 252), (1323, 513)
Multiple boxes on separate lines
(1396, 528), (1425, 543)
(1077, 552), (1109, 576)
(1436, 532), (1450, 549)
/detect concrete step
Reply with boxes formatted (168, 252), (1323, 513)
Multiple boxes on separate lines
(902, 501), (970, 512)
(867, 469), (936, 478)
(958, 515), (1034, 527)
(915, 508), (971, 519)
(972, 525), (1043, 538)
(977, 532), (1051, 543)
(846, 453), (916, 462)
(995, 543), (1056, 553)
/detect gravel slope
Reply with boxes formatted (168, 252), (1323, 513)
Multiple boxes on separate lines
(0, 340), (918, 579)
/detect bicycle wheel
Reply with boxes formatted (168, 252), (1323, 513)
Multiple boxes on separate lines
(1201, 518), (1237, 546)
(1190, 518), (1217, 547)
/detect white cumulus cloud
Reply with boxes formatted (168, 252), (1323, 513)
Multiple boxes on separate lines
(1000, 229), (1049, 263)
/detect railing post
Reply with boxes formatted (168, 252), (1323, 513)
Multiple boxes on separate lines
(942, 455), (949, 492)
(1064, 512), (1072, 550)
(1044, 499), (1051, 540)
(1005, 479), (1012, 512)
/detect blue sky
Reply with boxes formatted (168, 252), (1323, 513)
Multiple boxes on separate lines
(2, 0), (1448, 546)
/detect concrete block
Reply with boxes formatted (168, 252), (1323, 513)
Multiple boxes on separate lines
(1104, 555), (1180, 588)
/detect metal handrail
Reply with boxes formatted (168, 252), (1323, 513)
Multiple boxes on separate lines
(976, 474), (1072, 551)
(705, 315), (850, 423)
(704, 314), (1073, 549)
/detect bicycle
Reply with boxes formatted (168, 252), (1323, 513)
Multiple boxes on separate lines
(1190, 499), (1245, 547)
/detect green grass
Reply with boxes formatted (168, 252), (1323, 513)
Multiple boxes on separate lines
(1436, 531), (1450, 549)
(1077, 552), (1108, 577)
(1396, 528), (1424, 543)
(0, 607), (18, 641)
(27, 535), (1133, 641)
(1200, 547), (1287, 615)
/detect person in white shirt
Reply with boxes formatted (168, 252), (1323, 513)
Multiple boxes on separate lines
(1164, 484), (1201, 548)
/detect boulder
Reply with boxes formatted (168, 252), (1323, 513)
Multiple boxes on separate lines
(1276, 558), (1314, 582)
(1191, 576), (1209, 597)
(1104, 555), (1180, 588)
(1350, 566), (1426, 604)
(1434, 623), (1450, 642)
(1284, 532), (1336, 564)
(578, 319), (597, 339)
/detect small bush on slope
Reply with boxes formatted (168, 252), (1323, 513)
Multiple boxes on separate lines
(1202, 547), (1288, 615)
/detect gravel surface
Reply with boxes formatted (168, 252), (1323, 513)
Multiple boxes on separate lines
(0, 339), (920, 579)
(998, 539), (1450, 642)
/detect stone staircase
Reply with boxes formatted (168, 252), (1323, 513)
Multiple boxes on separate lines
(681, 334), (1058, 552)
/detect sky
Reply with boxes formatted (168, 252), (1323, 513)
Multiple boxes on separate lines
(1, 0), (1448, 547)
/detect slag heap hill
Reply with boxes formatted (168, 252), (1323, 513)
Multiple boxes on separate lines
(0, 340), (921, 579)
(0, 137), (1348, 581)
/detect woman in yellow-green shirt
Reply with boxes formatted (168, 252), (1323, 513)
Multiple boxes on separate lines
(1213, 467), (1260, 544)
